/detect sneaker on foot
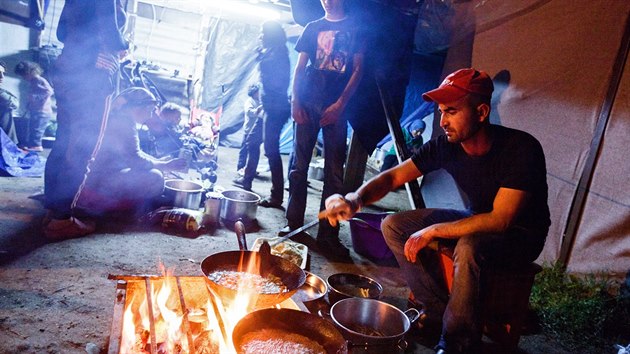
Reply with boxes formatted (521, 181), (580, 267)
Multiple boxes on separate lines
(237, 168), (245, 177)
(232, 176), (252, 191)
(43, 217), (96, 240)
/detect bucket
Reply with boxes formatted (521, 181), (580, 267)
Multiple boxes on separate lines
(203, 191), (223, 225)
(349, 212), (394, 260)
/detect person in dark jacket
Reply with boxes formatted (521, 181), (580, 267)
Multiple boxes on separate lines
(43, 0), (130, 240)
(0, 61), (19, 145)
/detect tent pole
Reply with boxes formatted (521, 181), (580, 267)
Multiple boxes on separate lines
(559, 12), (630, 267)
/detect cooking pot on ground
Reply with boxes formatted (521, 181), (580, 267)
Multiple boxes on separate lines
(330, 297), (420, 347)
(164, 179), (204, 209)
(327, 273), (383, 305)
(220, 190), (260, 223)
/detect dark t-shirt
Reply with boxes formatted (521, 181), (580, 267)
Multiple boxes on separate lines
(294, 16), (364, 107)
(412, 125), (550, 234)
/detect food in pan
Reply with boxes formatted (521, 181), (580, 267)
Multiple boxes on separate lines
(206, 270), (287, 294)
(252, 238), (308, 269)
(239, 328), (326, 354)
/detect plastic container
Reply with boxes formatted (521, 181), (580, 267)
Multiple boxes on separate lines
(349, 212), (395, 260)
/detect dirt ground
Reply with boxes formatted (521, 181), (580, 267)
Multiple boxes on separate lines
(0, 146), (571, 354)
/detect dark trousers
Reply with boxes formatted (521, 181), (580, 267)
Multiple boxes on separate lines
(381, 208), (546, 352)
(25, 111), (52, 147)
(44, 58), (115, 219)
(286, 104), (347, 239)
(242, 118), (263, 187)
(262, 105), (289, 202)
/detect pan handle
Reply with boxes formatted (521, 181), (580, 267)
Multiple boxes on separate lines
(235, 219), (248, 251)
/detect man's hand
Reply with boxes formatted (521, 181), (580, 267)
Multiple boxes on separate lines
(292, 100), (308, 125)
(403, 226), (438, 263)
(324, 192), (362, 227)
(320, 101), (343, 127)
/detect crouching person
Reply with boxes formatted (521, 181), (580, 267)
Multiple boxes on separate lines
(79, 87), (187, 217)
(325, 68), (550, 354)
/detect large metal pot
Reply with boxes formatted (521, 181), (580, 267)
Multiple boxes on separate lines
(327, 273), (383, 305)
(330, 298), (420, 348)
(164, 179), (204, 209)
(220, 190), (260, 223)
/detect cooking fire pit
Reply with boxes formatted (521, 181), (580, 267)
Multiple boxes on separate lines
(106, 275), (306, 354)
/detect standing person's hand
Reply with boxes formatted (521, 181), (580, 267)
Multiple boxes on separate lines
(292, 100), (308, 125)
(320, 101), (343, 127)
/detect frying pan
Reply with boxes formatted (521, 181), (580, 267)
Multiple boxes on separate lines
(232, 308), (348, 354)
(200, 221), (306, 309)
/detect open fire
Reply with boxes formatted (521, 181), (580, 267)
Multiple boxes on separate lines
(107, 272), (304, 354)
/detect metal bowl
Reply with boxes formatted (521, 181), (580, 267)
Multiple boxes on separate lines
(327, 273), (383, 305)
(294, 271), (328, 303)
(164, 179), (204, 209)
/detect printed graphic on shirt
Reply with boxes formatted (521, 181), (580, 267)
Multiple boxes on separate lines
(315, 30), (351, 73)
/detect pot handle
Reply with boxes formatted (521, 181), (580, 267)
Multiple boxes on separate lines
(404, 308), (422, 324)
(235, 219), (248, 251)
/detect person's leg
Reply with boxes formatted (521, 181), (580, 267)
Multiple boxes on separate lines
(440, 227), (546, 353)
(236, 132), (248, 172)
(286, 107), (319, 230)
(381, 209), (471, 325)
(27, 111), (52, 148)
(316, 115), (348, 243)
(242, 118), (263, 190)
(262, 106), (289, 204)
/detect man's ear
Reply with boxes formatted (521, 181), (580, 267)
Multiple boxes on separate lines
(477, 103), (490, 123)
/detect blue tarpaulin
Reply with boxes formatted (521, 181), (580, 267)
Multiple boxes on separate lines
(0, 129), (46, 177)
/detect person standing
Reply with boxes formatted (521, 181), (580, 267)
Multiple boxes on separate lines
(325, 68), (550, 353)
(43, 0), (130, 240)
(0, 61), (19, 145)
(256, 20), (291, 209)
(14, 61), (54, 152)
(233, 83), (264, 191)
(284, 0), (365, 258)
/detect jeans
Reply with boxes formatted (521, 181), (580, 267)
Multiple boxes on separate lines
(286, 104), (347, 239)
(262, 105), (289, 202)
(381, 208), (546, 352)
(242, 117), (263, 187)
(26, 111), (52, 147)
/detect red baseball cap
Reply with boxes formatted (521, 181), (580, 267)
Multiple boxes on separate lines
(422, 68), (494, 103)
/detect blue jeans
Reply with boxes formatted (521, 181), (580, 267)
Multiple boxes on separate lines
(381, 208), (546, 352)
(286, 104), (347, 239)
(242, 117), (263, 187)
(26, 111), (52, 147)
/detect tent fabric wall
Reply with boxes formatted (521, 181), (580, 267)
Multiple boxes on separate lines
(455, 0), (630, 274)
(570, 52), (630, 276)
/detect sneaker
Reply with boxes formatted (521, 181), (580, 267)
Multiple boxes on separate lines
(277, 225), (310, 238)
(316, 236), (350, 259)
(237, 168), (245, 177)
(258, 197), (283, 210)
(232, 176), (251, 191)
(43, 217), (96, 241)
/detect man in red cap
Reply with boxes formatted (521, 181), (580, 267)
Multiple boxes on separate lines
(324, 68), (550, 353)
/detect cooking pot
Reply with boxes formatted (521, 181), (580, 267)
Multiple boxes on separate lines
(327, 273), (383, 305)
(220, 190), (260, 223)
(330, 298), (420, 348)
(164, 179), (204, 209)
(232, 308), (347, 354)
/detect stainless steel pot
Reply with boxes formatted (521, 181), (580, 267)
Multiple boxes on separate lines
(330, 298), (420, 347)
(327, 273), (383, 305)
(164, 179), (204, 209)
(220, 190), (260, 223)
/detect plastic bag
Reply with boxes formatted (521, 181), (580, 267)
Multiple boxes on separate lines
(142, 207), (204, 232)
